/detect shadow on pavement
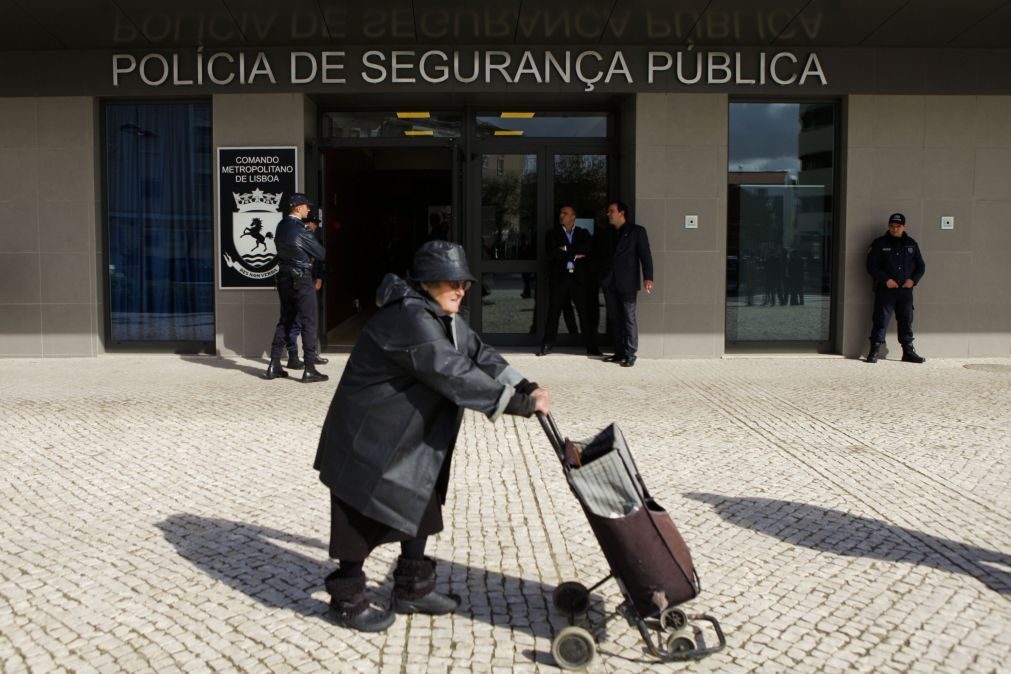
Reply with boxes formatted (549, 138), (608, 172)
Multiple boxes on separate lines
(157, 514), (580, 646)
(685, 493), (1011, 595)
(179, 356), (268, 379)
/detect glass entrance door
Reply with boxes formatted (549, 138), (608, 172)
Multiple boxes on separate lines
(470, 149), (610, 345)
(476, 153), (539, 335)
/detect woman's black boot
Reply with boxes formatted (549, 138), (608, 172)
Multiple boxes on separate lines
(324, 571), (395, 632)
(392, 556), (461, 615)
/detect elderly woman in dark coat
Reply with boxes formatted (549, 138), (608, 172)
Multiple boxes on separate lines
(314, 240), (550, 632)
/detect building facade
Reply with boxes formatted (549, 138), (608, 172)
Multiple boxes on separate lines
(2, 2), (1009, 359)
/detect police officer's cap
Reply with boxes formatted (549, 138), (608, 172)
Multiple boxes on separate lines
(888, 212), (906, 225)
(287, 192), (312, 209)
(410, 240), (477, 283)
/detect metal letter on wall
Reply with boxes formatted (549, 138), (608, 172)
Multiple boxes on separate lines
(217, 147), (298, 289)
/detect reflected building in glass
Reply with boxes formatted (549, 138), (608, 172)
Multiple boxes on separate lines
(726, 102), (836, 349)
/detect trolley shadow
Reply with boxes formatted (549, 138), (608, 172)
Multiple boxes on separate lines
(156, 514), (591, 644)
(685, 493), (1011, 596)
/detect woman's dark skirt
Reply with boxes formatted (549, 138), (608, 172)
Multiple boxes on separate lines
(329, 490), (444, 561)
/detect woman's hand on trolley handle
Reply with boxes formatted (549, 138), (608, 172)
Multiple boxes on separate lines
(531, 387), (551, 415)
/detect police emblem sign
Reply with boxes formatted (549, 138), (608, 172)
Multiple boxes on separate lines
(217, 147), (298, 289)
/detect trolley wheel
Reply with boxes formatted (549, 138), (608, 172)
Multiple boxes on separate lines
(552, 581), (591, 614)
(665, 630), (697, 656)
(659, 607), (688, 632)
(551, 625), (597, 670)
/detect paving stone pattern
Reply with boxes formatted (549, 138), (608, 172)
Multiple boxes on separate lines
(1, 354), (1009, 673)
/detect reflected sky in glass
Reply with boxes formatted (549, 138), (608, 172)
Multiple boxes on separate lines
(729, 103), (802, 176)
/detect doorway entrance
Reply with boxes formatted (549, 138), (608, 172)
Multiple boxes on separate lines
(320, 146), (453, 346)
(316, 108), (616, 349)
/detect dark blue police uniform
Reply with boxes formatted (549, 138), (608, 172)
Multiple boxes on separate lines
(267, 212), (326, 379)
(285, 220), (326, 367)
(866, 231), (925, 346)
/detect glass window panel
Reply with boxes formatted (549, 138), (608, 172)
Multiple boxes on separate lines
(480, 154), (537, 261)
(105, 102), (214, 342)
(726, 102), (835, 344)
(322, 111), (461, 138)
(476, 113), (607, 138)
(480, 273), (537, 334)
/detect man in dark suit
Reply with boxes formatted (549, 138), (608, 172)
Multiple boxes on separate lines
(537, 206), (601, 356)
(599, 200), (654, 367)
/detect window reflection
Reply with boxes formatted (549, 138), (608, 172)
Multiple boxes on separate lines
(480, 154), (537, 261)
(480, 273), (537, 334)
(726, 102), (835, 344)
(322, 112), (461, 139)
(476, 113), (607, 138)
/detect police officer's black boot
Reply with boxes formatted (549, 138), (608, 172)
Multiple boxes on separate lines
(302, 359), (329, 383)
(265, 358), (289, 379)
(392, 556), (461, 615)
(285, 351), (303, 369)
(901, 344), (926, 364)
(324, 571), (395, 632)
(865, 341), (883, 364)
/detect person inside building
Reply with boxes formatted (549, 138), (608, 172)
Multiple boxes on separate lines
(265, 193), (328, 383)
(537, 205), (601, 357)
(865, 212), (926, 364)
(599, 200), (654, 367)
(283, 210), (328, 370)
(314, 240), (551, 633)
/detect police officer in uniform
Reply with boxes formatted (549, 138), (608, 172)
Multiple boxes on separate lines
(265, 193), (329, 383)
(284, 209), (328, 370)
(865, 213), (926, 364)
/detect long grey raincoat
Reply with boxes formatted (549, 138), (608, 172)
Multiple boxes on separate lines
(314, 274), (526, 537)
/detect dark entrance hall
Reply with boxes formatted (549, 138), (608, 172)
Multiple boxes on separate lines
(321, 147), (452, 346)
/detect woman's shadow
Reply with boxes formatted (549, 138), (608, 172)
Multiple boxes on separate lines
(156, 513), (612, 664)
(684, 493), (1011, 595)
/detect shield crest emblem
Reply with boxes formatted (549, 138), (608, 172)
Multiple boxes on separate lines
(230, 189), (283, 273)
(233, 212), (278, 269)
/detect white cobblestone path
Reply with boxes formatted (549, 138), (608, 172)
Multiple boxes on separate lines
(1, 354), (1009, 673)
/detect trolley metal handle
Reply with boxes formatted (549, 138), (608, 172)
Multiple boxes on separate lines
(536, 412), (567, 462)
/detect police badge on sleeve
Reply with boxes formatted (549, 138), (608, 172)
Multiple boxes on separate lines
(222, 189), (282, 280)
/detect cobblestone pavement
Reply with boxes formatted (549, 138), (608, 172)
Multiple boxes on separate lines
(1, 353), (1009, 673)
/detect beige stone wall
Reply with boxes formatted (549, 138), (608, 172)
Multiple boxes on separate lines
(633, 93), (729, 358)
(843, 96), (1011, 358)
(212, 93), (316, 358)
(0, 97), (100, 357)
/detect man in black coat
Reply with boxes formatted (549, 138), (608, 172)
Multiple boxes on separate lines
(537, 205), (601, 356)
(599, 200), (654, 367)
(865, 212), (926, 363)
(265, 193), (328, 382)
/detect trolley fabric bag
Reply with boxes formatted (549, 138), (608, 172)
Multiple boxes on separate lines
(565, 423), (699, 616)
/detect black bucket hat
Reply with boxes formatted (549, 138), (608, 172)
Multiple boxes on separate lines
(410, 240), (477, 283)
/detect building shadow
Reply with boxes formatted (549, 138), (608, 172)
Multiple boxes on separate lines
(156, 514), (622, 651)
(179, 355), (269, 379)
(684, 493), (1011, 595)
